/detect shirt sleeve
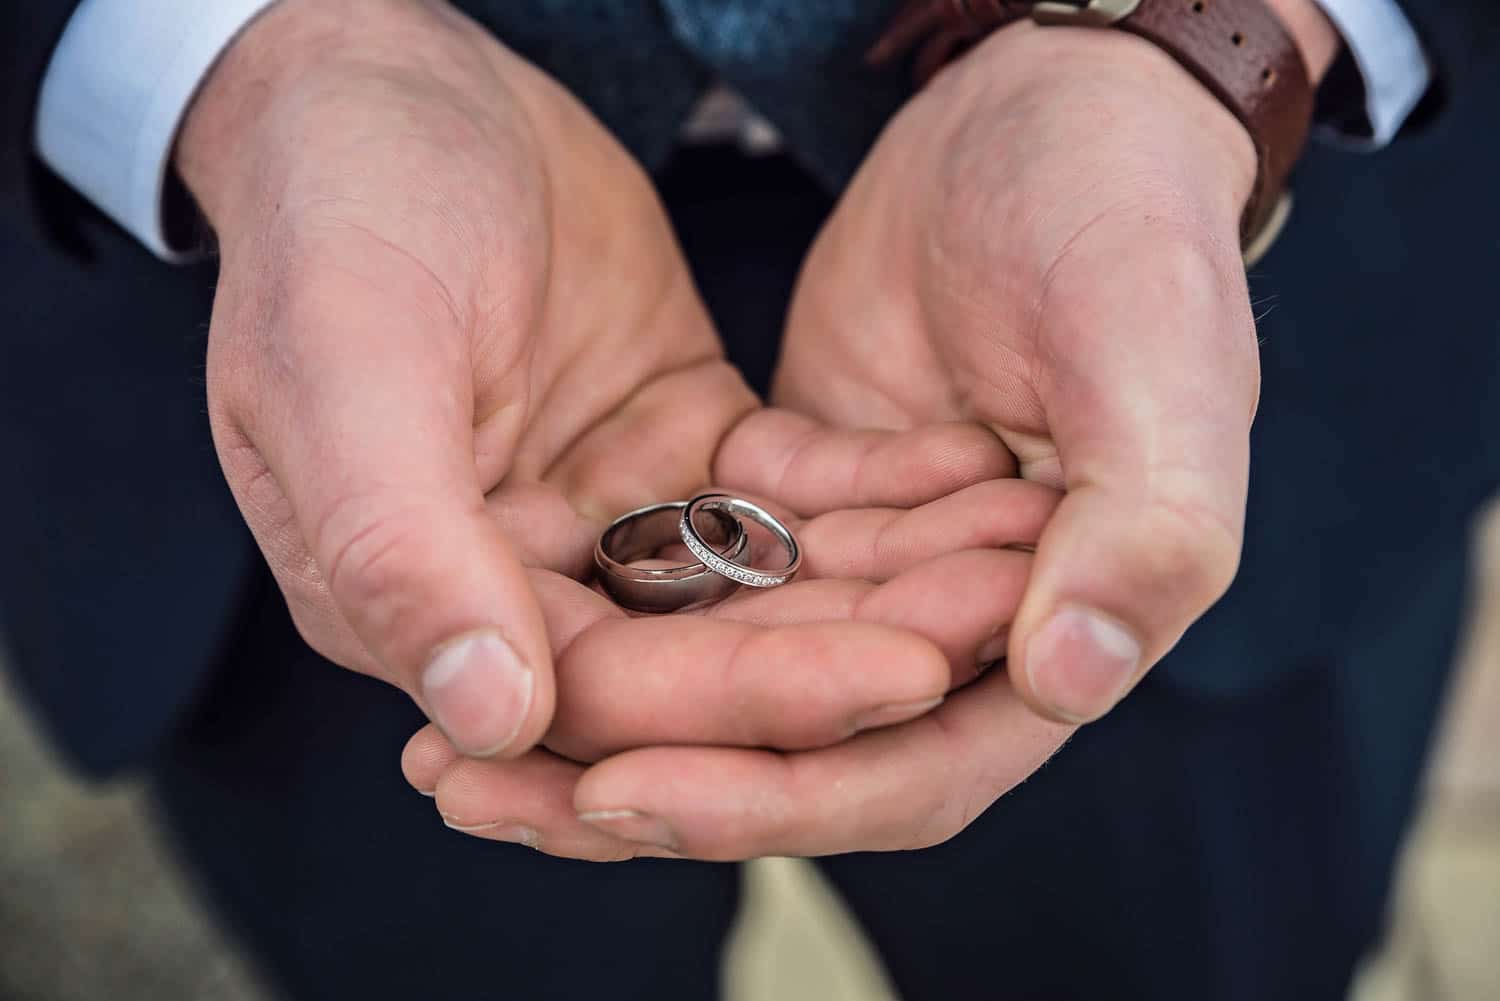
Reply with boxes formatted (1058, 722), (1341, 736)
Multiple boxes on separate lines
(33, 0), (280, 261)
(1311, 0), (1430, 148)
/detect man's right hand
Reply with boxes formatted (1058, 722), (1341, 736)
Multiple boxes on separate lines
(179, 0), (1029, 773)
(181, 0), (767, 759)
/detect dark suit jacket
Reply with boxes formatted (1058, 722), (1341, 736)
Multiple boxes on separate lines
(3, 1), (1499, 776)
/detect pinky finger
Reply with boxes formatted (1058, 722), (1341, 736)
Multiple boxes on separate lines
(431, 746), (678, 861)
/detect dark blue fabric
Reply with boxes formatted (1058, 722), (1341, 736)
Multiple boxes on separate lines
(462, 2), (712, 172)
(463, 0), (912, 188)
(658, 0), (911, 188)
(0, 189), (257, 776)
(0, 3), (85, 234)
(1168, 23), (1500, 695)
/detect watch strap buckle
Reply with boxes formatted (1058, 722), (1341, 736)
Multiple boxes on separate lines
(1031, 0), (1142, 28)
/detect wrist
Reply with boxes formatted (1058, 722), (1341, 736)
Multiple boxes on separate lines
(178, 0), (330, 230)
(175, 0), (449, 235)
(953, 24), (1259, 235)
(1262, 0), (1340, 83)
(948, 0), (1339, 241)
(886, 0), (1336, 251)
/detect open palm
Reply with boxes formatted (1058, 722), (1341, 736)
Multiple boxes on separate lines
(189, 0), (1057, 860)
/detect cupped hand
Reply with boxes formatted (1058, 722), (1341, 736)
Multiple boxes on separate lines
(777, 22), (1273, 727)
(181, 0), (896, 761)
(182, 0), (749, 758)
(182, 0), (1026, 780)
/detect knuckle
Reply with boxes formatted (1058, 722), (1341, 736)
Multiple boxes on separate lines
(316, 491), (445, 639)
(540, 731), (605, 766)
(902, 792), (975, 851)
(904, 813), (963, 852)
(903, 730), (988, 851)
(1138, 498), (1244, 610)
(721, 629), (810, 746)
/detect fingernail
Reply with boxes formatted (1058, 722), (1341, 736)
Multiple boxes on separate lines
(850, 695), (944, 735)
(578, 809), (678, 851)
(976, 626), (1010, 668)
(441, 815), (540, 847)
(421, 631), (533, 757)
(1025, 606), (1141, 722)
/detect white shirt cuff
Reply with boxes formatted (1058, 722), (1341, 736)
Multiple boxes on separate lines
(1312, 0), (1431, 148)
(34, 0), (280, 262)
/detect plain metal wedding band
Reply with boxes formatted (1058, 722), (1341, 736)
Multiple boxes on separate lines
(594, 501), (751, 613)
(679, 493), (801, 588)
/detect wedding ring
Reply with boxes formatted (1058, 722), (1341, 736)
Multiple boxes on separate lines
(594, 501), (750, 613)
(679, 493), (801, 588)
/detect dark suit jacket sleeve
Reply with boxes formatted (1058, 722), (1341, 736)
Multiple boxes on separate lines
(0, 3), (85, 222)
(1378, 2), (1499, 120)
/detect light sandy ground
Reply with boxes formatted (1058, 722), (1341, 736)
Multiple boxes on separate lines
(1349, 505), (1500, 1001)
(4, 509), (1498, 1001)
(0, 672), (267, 1000)
(0, 642), (893, 1001)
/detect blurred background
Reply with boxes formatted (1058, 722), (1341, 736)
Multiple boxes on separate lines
(5, 507), (1499, 1001)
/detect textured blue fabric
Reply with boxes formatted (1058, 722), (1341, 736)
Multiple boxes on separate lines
(658, 0), (910, 187)
(461, 2), (710, 172)
(462, 0), (911, 188)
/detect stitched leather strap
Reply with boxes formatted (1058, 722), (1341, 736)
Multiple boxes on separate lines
(870, 0), (1315, 251)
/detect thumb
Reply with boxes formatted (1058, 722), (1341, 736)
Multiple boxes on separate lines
(1007, 234), (1259, 723)
(237, 260), (553, 759)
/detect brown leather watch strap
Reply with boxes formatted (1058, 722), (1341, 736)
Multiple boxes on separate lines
(870, 0), (1315, 252)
